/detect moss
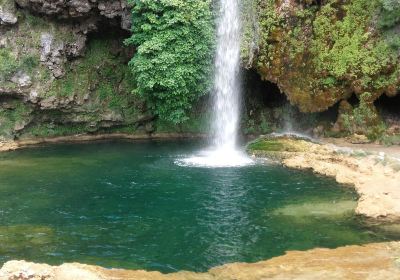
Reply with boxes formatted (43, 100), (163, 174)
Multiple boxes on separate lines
(311, 1), (397, 91)
(247, 138), (285, 152)
(251, 0), (400, 126)
(0, 48), (40, 84)
(380, 134), (400, 146)
(23, 123), (88, 138)
(247, 136), (316, 157)
(46, 38), (139, 117)
(0, 101), (32, 138)
(339, 92), (387, 139)
(0, 48), (19, 80)
(102, 125), (138, 134)
(241, 0), (260, 66)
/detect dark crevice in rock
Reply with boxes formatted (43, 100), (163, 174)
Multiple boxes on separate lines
(85, 18), (132, 61)
(376, 92), (400, 115)
(243, 69), (287, 110)
(376, 92), (400, 129)
(346, 93), (360, 107)
(242, 69), (341, 136)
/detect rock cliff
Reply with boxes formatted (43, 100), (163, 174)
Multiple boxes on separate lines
(0, 0), (155, 140)
(242, 0), (400, 139)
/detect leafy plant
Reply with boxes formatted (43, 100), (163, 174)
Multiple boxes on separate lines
(125, 0), (214, 124)
(0, 49), (19, 80)
(341, 92), (387, 139)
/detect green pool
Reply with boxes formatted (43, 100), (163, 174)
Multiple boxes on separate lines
(0, 140), (393, 272)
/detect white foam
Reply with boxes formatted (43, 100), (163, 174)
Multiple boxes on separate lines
(175, 148), (254, 168)
(176, 0), (251, 168)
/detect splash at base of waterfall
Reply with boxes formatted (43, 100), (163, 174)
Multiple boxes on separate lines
(176, 0), (252, 168)
(175, 148), (254, 168)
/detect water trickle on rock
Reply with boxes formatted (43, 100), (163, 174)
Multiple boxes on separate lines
(178, 0), (252, 167)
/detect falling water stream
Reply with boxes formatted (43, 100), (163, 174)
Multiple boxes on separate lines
(212, 0), (241, 150)
(178, 0), (253, 167)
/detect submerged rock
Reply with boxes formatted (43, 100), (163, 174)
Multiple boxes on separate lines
(248, 135), (400, 223)
(272, 200), (357, 218)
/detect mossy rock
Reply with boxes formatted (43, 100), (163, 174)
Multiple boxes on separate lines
(247, 135), (317, 160)
(248, 0), (400, 130)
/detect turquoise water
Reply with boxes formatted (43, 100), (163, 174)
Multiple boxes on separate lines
(0, 141), (392, 272)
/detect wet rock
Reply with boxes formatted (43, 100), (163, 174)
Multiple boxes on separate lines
(0, 7), (17, 25)
(0, 37), (7, 47)
(98, 0), (121, 19)
(65, 35), (86, 58)
(145, 122), (154, 133)
(347, 134), (371, 144)
(39, 96), (58, 109)
(387, 125), (400, 135)
(102, 111), (123, 122)
(28, 90), (39, 103)
(13, 120), (28, 131)
(68, 0), (92, 17)
(0, 4), (145, 140)
(40, 33), (65, 78)
(15, 0), (64, 15)
(312, 125), (324, 137)
(11, 71), (32, 87)
(15, 0), (132, 30)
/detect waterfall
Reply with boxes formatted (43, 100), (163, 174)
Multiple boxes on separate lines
(212, 0), (241, 151)
(176, 0), (253, 168)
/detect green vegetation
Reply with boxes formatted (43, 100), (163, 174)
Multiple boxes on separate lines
(125, 0), (214, 124)
(0, 101), (32, 138)
(0, 48), (39, 82)
(251, 0), (400, 138)
(0, 49), (19, 80)
(255, 0), (400, 92)
(311, 1), (398, 90)
(47, 38), (137, 113)
(381, 134), (400, 146)
(247, 138), (285, 152)
(341, 93), (386, 139)
(155, 108), (211, 133)
(23, 123), (88, 138)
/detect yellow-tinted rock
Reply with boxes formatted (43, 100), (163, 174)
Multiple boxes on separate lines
(2, 242), (400, 279)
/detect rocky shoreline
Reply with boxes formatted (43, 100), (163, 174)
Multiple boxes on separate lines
(1, 242), (400, 280)
(248, 135), (400, 223)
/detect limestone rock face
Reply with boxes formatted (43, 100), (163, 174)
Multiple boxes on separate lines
(0, 0), (151, 140)
(14, 0), (131, 30)
(0, 7), (17, 25)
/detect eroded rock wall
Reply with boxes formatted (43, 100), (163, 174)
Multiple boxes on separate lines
(0, 0), (157, 140)
(243, 0), (400, 139)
